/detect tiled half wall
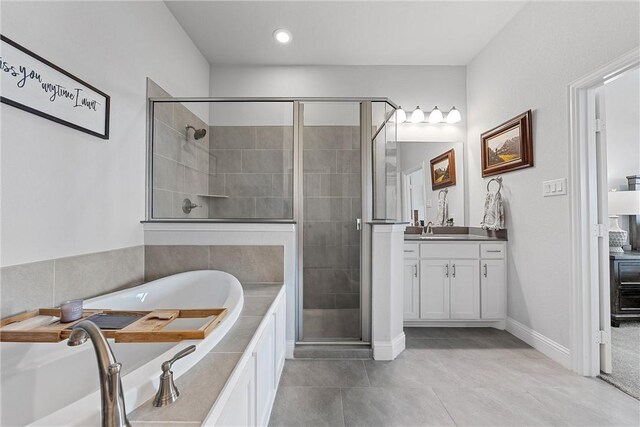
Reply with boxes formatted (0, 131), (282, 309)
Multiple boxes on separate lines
(1, 245), (284, 319)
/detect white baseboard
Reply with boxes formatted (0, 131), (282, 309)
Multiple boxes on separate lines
(286, 340), (295, 359)
(404, 319), (506, 329)
(373, 332), (405, 360)
(506, 317), (571, 369)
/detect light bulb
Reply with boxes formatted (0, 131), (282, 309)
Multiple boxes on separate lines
(273, 29), (292, 44)
(410, 106), (425, 123)
(428, 106), (443, 124)
(446, 106), (461, 124)
(395, 107), (406, 124)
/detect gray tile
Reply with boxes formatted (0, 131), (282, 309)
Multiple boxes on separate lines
(303, 173), (321, 196)
(174, 103), (205, 137)
(55, 246), (144, 304)
(242, 296), (274, 316)
(208, 245), (284, 283)
(242, 283), (283, 297)
(272, 173), (293, 198)
(147, 78), (170, 98)
(1, 261), (54, 318)
(257, 126), (293, 150)
(304, 197), (331, 221)
(130, 353), (241, 423)
(525, 383), (640, 426)
(433, 386), (566, 426)
(152, 189), (173, 218)
(211, 316), (262, 353)
(208, 197), (255, 218)
(171, 192), (207, 219)
(303, 268), (351, 293)
(320, 174), (350, 197)
(207, 173), (225, 196)
(342, 387), (455, 426)
(208, 150), (241, 174)
(153, 119), (180, 160)
(364, 357), (461, 388)
(303, 309), (361, 339)
(303, 222), (338, 246)
(225, 174), (272, 197)
(304, 126), (351, 150)
(242, 150), (286, 173)
(404, 337), (541, 360)
(269, 387), (344, 427)
(256, 197), (292, 219)
(303, 150), (337, 173)
(303, 291), (336, 309)
(184, 167), (208, 195)
(210, 126), (256, 149)
(153, 154), (184, 192)
(195, 142), (209, 173)
(335, 293), (360, 309)
(280, 360), (369, 387)
(144, 245), (208, 282)
(337, 150), (361, 174)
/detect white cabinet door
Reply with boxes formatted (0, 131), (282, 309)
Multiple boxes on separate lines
(274, 295), (286, 382)
(255, 317), (275, 427)
(450, 260), (480, 320)
(481, 259), (506, 319)
(216, 355), (256, 427)
(403, 259), (419, 320)
(420, 260), (450, 319)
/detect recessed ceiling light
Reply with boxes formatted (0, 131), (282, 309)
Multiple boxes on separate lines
(273, 29), (292, 44)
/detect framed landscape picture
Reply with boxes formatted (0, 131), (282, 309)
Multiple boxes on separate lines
(430, 149), (456, 190)
(481, 110), (533, 177)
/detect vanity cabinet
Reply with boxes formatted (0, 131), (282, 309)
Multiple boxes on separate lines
(403, 241), (506, 327)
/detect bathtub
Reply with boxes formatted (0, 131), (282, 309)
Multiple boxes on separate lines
(0, 270), (243, 427)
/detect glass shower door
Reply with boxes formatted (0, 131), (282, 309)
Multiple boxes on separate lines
(300, 102), (362, 341)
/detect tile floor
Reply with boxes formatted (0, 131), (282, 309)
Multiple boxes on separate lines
(269, 327), (640, 426)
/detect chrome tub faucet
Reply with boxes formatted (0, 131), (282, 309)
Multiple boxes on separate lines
(67, 320), (130, 427)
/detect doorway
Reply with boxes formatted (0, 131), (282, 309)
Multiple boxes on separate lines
(569, 49), (639, 386)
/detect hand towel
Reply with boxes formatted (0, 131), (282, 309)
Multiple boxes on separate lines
(481, 190), (504, 230)
(436, 195), (448, 226)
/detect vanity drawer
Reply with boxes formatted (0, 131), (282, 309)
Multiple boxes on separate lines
(481, 244), (505, 259)
(420, 243), (479, 259)
(618, 263), (640, 284)
(404, 243), (419, 258)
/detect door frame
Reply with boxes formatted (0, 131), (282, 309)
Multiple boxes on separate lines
(568, 49), (639, 376)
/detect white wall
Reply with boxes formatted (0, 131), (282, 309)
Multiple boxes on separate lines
(605, 68), (640, 192)
(467, 1), (639, 348)
(1, 1), (210, 266)
(209, 65), (467, 142)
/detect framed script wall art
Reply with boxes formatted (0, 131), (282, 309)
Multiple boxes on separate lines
(0, 35), (110, 139)
(481, 110), (533, 177)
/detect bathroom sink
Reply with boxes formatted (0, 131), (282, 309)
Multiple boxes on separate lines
(406, 235), (461, 240)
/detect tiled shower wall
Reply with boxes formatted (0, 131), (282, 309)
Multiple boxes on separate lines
(302, 126), (361, 340)
(150, 80), (210, 219)
(207, 126), (293, 219)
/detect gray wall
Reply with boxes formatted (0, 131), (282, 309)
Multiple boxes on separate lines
(150, 79), (211, 219)
(302, 126), (361, 339)
(208, 126), (294, 219)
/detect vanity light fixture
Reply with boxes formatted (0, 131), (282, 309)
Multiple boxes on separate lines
(446, 106), (461, 124)
(428, 106), (444, 124)
(394, 106), (407, 124)
(410, 106), (425, 123)
(273, 29), (292, 44)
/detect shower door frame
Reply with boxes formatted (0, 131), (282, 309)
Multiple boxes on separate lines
(145, 96), (397, 345)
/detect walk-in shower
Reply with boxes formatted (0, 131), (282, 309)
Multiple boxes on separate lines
(147, 96), (398, 343)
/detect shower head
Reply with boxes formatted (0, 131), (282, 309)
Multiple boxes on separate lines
(67, 328), (89, 346)
(186, 125), (207, 140)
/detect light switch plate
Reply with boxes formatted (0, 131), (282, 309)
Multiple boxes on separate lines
(426, 199), (432, 208)
(543, 178), (567, 197)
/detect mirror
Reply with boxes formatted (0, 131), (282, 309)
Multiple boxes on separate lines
(398, 141), (465, 226)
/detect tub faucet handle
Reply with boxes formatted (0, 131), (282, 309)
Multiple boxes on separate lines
(153, 345), (196, 407)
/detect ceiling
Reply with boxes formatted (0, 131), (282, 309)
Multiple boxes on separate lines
(165, 1), (527, 66)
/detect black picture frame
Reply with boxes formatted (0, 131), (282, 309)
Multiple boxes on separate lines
(0, 35), (110, 139)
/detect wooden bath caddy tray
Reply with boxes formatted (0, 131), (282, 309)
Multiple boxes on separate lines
(0, 308), (227, 343)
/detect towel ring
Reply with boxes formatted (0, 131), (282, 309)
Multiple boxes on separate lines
(487, 176), (503, 193)
(438, 188), (448, 200)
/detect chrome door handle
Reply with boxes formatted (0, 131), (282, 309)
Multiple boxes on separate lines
(414, 264), (418, 277)
(452, 264), (456, 278)
(356, 218), (362, 231)
(445, 264), (449, 278)
(483, 264), (488, 278)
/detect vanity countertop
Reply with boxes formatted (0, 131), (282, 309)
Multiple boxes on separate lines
(404, 234), (506, 242)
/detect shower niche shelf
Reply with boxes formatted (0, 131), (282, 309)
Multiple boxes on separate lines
(0, 307), (227, 343)
(196, 194), (229, 198)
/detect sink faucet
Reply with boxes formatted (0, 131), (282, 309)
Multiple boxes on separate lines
(67, 320), (131, 427)
(423, 221), (434, 235)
